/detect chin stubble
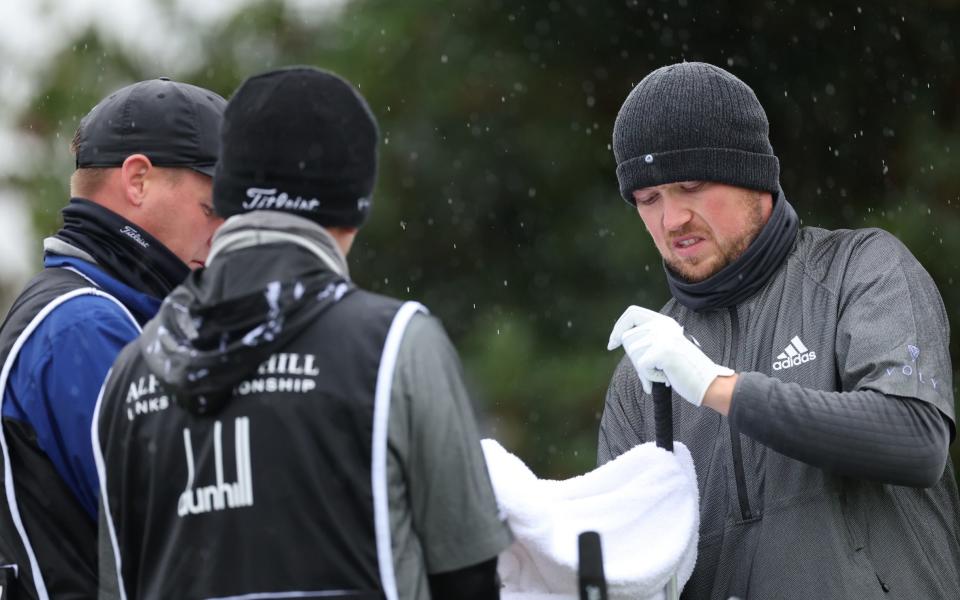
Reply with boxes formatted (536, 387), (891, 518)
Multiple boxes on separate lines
(664, 191), (765, 283)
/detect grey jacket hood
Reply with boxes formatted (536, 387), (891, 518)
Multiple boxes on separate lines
(138, 212), (354, 415)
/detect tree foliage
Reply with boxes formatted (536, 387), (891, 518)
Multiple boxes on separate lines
(8, 0), (960, 477)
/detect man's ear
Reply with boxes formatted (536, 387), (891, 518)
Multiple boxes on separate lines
(119, 154), (153, 207)
(326, 226), (359, 256)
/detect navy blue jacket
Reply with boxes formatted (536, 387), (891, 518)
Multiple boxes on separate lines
(3, 255), (158, 517)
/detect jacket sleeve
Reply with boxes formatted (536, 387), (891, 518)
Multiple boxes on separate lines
(390, 313), (513, 575)
(29, 296), (141, 519)
(731, 230), (953, 487)
(731, 375), (950, 487)
(834, 230), (954, 427)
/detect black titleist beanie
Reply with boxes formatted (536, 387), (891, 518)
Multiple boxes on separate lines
(213, 66), (379, 227)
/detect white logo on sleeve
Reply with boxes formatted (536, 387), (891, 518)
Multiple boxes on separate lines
(178, 417), (253, 517)
(907, 344), (920, 361)
(773, 336), (817, 371)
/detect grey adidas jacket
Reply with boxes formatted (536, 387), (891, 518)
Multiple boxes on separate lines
(599, 226), (960, 599)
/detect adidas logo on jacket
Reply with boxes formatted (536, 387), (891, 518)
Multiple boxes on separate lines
(772, 336), (816, 371)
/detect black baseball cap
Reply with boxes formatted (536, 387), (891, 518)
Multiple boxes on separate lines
(74, 77), (227, 176)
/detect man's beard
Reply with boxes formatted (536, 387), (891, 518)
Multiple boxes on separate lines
(664, 193), (766, 284)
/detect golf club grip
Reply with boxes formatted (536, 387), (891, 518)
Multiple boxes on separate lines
(578, 531), (608, 600)
(652, 382), (673, 452)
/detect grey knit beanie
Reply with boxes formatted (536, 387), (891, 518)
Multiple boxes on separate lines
(612, 62), (779, 204)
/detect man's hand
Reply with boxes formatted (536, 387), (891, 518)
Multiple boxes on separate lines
(608, 305), (734, 407)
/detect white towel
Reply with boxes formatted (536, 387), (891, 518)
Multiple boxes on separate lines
(481, 439), (699, 600)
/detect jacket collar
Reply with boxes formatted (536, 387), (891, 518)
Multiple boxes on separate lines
(42, 253), (161, 325)
(208, 211), (350, 279)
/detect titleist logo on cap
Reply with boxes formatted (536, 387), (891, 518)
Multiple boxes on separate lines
(243, 187), (321, 213)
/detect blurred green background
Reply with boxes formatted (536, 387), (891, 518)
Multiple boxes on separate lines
(1, 0), (958, 480)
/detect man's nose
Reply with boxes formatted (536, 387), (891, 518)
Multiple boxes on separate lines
(661, 197), (692, 232)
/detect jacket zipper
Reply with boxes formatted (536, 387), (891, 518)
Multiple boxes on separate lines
(728, 307), (754, 520)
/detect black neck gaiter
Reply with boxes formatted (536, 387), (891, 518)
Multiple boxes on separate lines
(665, 188), (799, 312)
(54, 198), (190, 299)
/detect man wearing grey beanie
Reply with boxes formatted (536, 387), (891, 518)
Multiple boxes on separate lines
(598, 62), (960, 599)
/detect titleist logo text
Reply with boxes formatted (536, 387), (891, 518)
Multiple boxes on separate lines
(120, 225), (150, 248)
(243, 187), (321, 213)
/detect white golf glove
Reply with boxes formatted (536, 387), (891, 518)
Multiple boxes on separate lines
(607, 305), (734, 406)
